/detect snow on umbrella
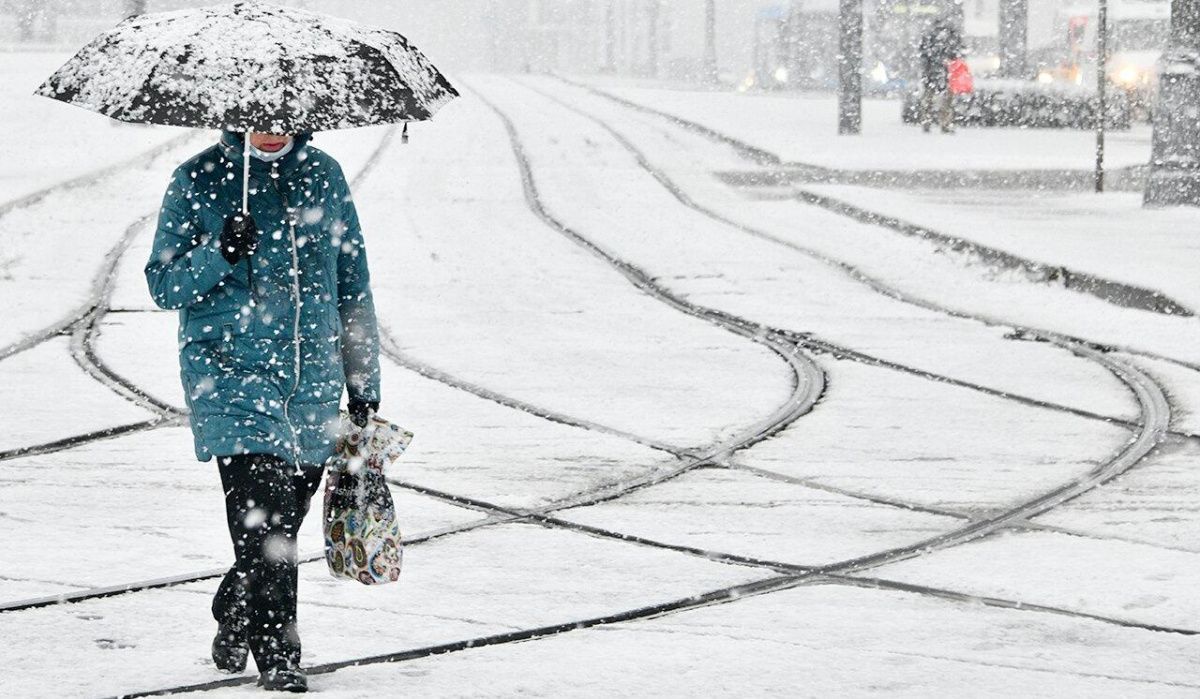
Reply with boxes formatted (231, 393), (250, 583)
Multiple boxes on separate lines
(34, 0), (457, 213)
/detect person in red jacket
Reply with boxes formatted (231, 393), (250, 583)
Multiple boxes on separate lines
(918, 19), (965, 133)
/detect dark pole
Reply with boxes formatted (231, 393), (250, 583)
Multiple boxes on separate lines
(603, 1), (616, 72)
(704, 0), (718, 84)
(997, 0), (1028, 78)
(1145, 0), (1200, 206)
(647, 0), (661, 77)
(1095, 0), (1108, 192)
(838, 0), (862, 134)
(486, 1), (502, 72)
(17, 0), (34, 41)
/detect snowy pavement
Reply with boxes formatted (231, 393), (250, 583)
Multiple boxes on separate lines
(1, 61), (1199, 697)
(579, 76), (1154, 173)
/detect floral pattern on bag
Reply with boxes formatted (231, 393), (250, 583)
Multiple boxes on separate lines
(323, 413), (413, 585)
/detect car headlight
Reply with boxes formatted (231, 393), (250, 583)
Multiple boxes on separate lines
(1113, 66), (1143, 86)
(871, 61), (889, 84)
(773, 66), (789, 84)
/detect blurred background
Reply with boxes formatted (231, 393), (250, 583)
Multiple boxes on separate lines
(0, 0), (1142, 100)
(4, 0), (1187, 198)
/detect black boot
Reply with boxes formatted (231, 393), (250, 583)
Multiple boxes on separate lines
(211, 621), (248, 673)
(258, 667), (308, 692)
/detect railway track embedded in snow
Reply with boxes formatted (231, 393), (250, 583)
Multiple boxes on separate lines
(516, 75), (1200, 443)
(1, 86), (1186, 696)
(110, 78), (1177, 697)
(550, 75), (1189, 318)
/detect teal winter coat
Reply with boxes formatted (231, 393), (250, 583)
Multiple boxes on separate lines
(145, 132), (381, 466)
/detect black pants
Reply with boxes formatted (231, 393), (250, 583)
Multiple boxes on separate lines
(212, 454), (324, 672)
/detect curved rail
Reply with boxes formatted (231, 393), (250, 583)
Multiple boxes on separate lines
(2, 83), (1183, 697)
(550, 75), (1189, 318)
(110, 79), (1179, 697)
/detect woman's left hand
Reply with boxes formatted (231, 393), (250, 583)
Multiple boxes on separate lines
(348, 398), (379, 427)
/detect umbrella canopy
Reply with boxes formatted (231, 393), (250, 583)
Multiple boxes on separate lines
(34, 1), (458, 134)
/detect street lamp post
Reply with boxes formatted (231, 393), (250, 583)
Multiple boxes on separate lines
(647, 0), (661, 78)
(998, 0), (1028, 78)
(838, 0), (862, 134)
(1145, 0), (1200, 206)
(704, 0), (718, 84)
(1096, 0), (1108, 192)
(604, 0), (617, 72)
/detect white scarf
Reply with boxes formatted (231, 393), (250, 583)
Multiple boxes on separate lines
(248, 138), (294, 162)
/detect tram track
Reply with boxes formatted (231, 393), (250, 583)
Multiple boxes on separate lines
(11, 82), (1168, 587)
(66, 213), (184, 419)
(0, 133), (205, 363)
(99, 77), (1172, 696)
(116, 320), (1173, 697)
(6, 85), (1170, 583)
(0, 133), (197, 221)
(2, 84), (1185, 695)
(548, 75), (1200, 374)
(2, 328), (1176, 616)
(10, 78), (833, 696)
(510, 75), (1200, 448)
(0, 115), (826, 621)
(549, 75), (1188, 318)
(482, 73), (1189, 565)
(0, 127), (403, 453)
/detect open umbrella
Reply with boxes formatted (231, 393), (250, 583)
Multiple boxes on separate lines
(35, 0), (457, 215)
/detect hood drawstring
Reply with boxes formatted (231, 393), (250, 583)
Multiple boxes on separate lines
(242, 133), (253, 298)
(233, 131), (307, 303)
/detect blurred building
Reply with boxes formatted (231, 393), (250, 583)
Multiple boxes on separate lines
(0, 0), (1091, 88)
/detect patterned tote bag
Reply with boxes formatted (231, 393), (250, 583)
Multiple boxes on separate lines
(323, 414), (414, 584)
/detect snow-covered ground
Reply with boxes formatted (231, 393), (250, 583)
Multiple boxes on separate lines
(0, 52), (186, 202)
(2, 59), (1200, 698)
(581, 75), (1155, 172)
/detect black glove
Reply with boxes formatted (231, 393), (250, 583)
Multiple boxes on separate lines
(220, 213), (259, 265)
(348, 398), (379, 427)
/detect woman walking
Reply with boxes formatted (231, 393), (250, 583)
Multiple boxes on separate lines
(145, 130), (381, 692)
